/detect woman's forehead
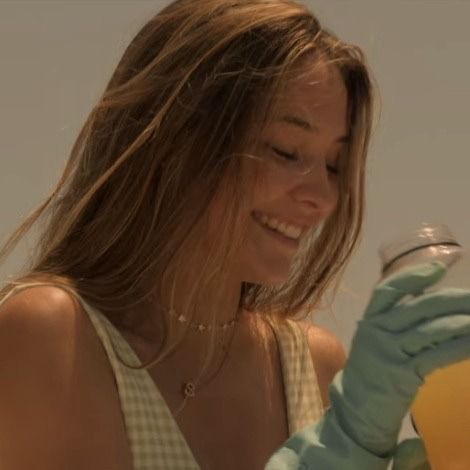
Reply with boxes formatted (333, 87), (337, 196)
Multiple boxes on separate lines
(276, 62), (346, 108)
(267, 65), (348, 135)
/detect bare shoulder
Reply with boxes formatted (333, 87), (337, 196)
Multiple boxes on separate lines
(0, 285), (85, 373)
(0, 285), (132, 469)
(298, 320), (347, 409)
(0, 285), (97, 377)
(0, 285), (84, 339)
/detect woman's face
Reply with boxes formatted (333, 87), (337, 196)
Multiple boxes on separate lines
(206, 61), (349, 287)
(240, 62), (349, 286)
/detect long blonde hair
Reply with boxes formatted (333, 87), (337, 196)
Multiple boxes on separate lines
(0, 0), (374, 370)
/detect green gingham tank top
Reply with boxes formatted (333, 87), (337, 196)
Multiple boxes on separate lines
(1, 284), (324, 469)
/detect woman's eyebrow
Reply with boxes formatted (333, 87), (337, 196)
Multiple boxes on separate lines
(279, 114), (350, 143)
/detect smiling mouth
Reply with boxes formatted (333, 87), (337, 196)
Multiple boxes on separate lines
(251, 213), (301, 250)
(251, 211), (304, 239)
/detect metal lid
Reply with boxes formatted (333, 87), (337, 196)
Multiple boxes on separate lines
(379, 222), (461, 269)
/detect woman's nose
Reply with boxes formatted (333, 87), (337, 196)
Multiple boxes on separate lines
(292, 164), (339, 217)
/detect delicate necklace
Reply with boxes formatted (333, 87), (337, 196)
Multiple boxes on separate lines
(168, 308), (238, 333)
(171, 286), (255, 417)
(172, 318), (238, 417)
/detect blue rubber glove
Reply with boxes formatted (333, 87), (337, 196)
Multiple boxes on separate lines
(392, 438), (430, 470)
(266, 261), (470, 469)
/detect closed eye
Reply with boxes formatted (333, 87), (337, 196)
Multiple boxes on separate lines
(269, 145), (340, 176)
(270, 145), (299, 162)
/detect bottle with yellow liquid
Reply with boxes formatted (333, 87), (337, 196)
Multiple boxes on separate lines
(379, 222), (470, 470)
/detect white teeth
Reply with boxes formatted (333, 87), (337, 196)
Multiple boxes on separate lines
(255, 212), (303, 240)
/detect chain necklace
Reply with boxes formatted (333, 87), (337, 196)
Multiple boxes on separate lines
(170, 286), (255, 417)
(172, 318), (238, 417)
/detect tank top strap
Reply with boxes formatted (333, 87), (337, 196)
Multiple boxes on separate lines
(265, 315), (325, 435)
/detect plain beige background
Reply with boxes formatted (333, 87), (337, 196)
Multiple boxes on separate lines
(1, 0), (469, 444)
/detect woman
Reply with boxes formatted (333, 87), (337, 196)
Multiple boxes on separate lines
(1, 1), (470, 469)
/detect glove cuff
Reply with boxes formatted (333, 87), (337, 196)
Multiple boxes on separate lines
(265, 407), (393, 470)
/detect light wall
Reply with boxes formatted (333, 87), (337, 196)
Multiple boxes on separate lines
(1, 0), (469, 444)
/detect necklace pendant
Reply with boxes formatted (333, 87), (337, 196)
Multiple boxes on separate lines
(182, 381), (196, 399)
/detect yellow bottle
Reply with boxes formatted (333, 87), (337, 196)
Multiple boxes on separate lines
(379, 223), (470, 470)
(411, 359), (470, 470)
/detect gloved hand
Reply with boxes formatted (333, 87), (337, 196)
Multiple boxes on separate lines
(266, 261), (470, 469)
(392, 438), (430, 470)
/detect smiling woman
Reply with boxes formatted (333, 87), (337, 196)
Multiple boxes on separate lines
(0, 0), (374, 469)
